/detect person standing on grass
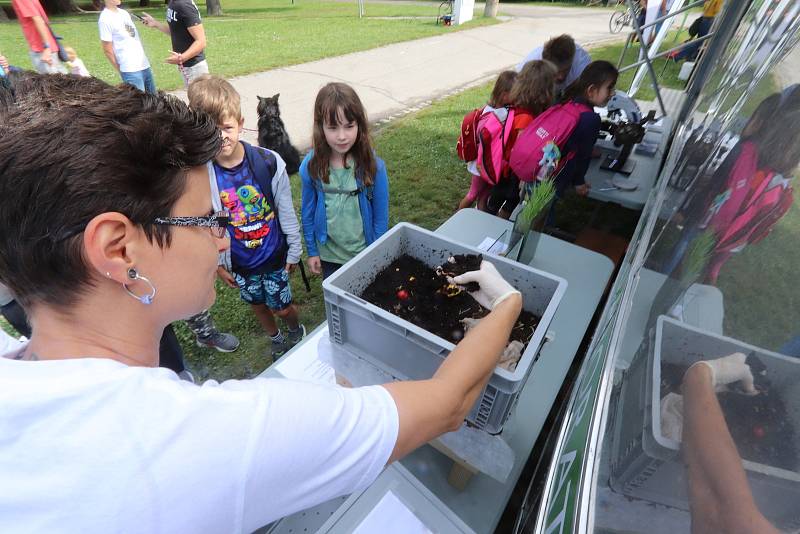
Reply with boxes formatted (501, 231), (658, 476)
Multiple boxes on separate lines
(517, 34), (591, 98)
(300, 82), (390, 280)
(188, 75), (307, 360)
(99, 0), (157, 93)
(141, 0), (208, 88)
(11, 0), (67, 74)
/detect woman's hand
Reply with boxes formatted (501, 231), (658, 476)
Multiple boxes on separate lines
(285, 262), (297, 274)
(307, 256), (322, 275)
(450, 260), (520, 310)
(690, 352), (756, 394)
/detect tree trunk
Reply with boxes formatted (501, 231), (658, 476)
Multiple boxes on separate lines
(0, 7), (9, 21)
(206, 0), (222, 16)
(138, 0), (150, 6)
(483, 0), (499, 18)
(41, 0), (80, 14)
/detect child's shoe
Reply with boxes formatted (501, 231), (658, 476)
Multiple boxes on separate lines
(270, 337), (292, 360)
(287, 324), (307, 346)
(196, 331), (240, 353)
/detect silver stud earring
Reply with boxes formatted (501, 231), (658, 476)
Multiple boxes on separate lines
(123, 267), (156, 305)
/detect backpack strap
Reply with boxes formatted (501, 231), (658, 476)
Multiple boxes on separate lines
(242, 141), (279, 218)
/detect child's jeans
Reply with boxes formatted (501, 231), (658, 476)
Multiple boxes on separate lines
(321, 260), (342, 280)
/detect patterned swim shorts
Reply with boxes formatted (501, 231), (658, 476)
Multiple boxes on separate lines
(232, 268), (293, 310)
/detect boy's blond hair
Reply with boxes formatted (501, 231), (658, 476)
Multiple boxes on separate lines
(187, 74), (242, 123)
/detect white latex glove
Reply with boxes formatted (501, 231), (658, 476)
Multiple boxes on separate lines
(692, 352), (757, 394)
(450, 260), (520, 310)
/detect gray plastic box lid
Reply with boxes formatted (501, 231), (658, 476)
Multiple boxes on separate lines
(612, 315), (800, 527)
(317, 463), (475, 533)
(321, 223), (567, 433)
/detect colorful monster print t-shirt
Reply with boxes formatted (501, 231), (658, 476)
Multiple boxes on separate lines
(214, 152), (286, 274)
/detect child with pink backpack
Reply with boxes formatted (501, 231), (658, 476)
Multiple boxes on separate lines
(480, 60), (557, 219)
(508, 60), (618, 223)
(456, 71), (517, 211)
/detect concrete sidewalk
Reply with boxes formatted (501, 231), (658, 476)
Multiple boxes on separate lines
(173, 5), (621, 149)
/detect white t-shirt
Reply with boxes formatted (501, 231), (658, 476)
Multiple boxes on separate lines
(0, 353), (398, 533)
(516, 44), (593, 94)
(98, 7), (150, 73)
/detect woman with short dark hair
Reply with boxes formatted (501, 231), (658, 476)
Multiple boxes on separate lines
(0, 73), (523, 532)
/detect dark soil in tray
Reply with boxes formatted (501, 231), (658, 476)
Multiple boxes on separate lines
(661, 361), (798, 471)
(360, 254), (540, 347)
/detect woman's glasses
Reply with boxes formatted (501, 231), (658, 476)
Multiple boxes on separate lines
(153, 211), (231, 239)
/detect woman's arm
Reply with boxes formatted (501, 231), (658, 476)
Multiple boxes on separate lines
(383, 261), (521, 463)
(682, 362), (778, 534)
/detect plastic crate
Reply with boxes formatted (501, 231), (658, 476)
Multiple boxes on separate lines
(610, 316), (800, 528)
(322, 223), (567, 434)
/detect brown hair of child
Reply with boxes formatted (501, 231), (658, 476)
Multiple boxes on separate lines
(186, 74), (243, 124)
(488, 70), (518, 108)
(510, 60), (557, 116)
(309, 82), (377, 186)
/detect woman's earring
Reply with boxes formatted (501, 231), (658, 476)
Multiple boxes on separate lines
(123, 267), (156, 305)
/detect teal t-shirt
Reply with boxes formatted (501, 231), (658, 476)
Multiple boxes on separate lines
(318, 165), (367, 264)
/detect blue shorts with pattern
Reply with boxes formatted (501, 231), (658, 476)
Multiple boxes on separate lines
(232, 268), (293, 310)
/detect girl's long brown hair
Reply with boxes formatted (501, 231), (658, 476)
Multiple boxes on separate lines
(309, 82), (377, 186)
(509, 60), (557, 116)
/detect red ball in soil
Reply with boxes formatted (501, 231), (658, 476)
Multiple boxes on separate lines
(397, 289), (410, 300)
(753, 425), (766, 439)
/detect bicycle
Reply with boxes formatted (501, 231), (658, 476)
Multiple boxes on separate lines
(609, 2), (642, 34)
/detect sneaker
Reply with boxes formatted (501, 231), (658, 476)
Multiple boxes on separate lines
(196, 332), (240, 353)
(177, 369), (196, 383)
(287, 324), (307, 346)
(271, 337), (292, 360)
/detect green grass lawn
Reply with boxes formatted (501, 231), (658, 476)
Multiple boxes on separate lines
(0, 0), (496, 90)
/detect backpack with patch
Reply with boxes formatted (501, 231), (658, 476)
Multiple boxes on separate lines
(508, 101), (591, 183)
(456, 107), (484, 162)
(476, 106), (516, 186)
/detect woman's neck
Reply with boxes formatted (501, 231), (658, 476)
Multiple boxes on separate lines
(19, 299), (163, 367)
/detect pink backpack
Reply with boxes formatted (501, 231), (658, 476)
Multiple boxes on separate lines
(508, 101), (592, 182)
(476, 107), (515, 186)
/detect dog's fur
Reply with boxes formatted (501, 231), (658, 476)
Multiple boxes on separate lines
(257, 94), (301, 175)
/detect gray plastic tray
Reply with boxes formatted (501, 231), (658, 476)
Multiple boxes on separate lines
(611, 316), (800, 528)
(317, 463), (475, 533)
(322, 223), (567, 434)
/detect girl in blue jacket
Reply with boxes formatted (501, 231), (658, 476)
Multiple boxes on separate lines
(301, 82), (390, 279)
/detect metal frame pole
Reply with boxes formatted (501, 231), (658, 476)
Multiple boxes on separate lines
(626, 0), (668, 116)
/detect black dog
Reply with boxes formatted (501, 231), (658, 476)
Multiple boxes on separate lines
(257, 94), (301, 175)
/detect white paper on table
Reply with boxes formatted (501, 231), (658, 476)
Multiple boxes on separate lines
(353, 490), (432, 534)
(477, 236), (509, 255)
(274, 327), (336, 385)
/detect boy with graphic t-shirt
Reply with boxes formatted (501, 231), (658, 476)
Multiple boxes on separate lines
(99, 0), (156, 93)
(188, 75), (305, 359)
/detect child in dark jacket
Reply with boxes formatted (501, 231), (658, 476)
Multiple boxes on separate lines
(556, 60), (619, 198)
